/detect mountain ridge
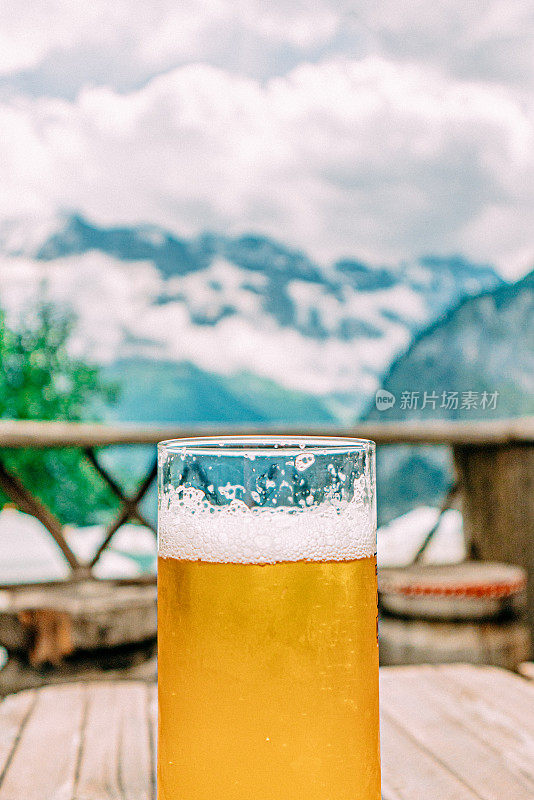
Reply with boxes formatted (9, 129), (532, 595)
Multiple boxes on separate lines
(1, 211), (501, 292)
(366, 267), (534, 522)
(0, 212), (503, 414)
(368, 266), (534, 421)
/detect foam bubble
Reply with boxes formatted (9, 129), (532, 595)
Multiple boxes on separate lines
(158, 487), (376, 564)
(295, 453), (315, 472)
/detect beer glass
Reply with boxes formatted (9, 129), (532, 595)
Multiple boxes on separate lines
(158, 436), (380, 800)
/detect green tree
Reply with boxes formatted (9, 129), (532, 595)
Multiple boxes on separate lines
(0, 301), (119, 524)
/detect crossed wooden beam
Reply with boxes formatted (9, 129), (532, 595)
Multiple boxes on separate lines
(0, 448), (157, 579)
(84, 448), (157, 568)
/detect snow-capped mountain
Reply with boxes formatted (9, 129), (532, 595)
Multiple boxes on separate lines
(370, 268), (534, 421)
(367, 269), (534, 523)
(0, 213), (502, 417)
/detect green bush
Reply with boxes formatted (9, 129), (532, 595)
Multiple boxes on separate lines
(0, 302), (119, 525)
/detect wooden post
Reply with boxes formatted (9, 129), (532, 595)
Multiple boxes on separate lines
(453, 444), (534, 655)
(0, 459), (81, 574)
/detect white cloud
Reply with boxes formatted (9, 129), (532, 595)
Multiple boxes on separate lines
(1, 1), (533, 92)
(358, 1), (534, 87)
(0, 57), (532, 276)
(0, 2), (132, 75)
(0, 250), (406, 398)
(0, 1), (341, 80)
(0, 252), (163, 360)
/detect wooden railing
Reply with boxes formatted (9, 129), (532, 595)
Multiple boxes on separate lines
(0, 418), (533, 643)
(0, 417), (532, 447)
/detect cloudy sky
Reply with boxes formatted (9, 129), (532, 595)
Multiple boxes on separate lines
(1, 1), (533, 277)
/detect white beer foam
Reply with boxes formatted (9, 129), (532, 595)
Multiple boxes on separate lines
(158, 487), (376, 564)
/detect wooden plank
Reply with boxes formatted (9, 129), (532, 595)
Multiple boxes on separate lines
(117, 683), (152, 800)
(0, 418), (532, 448)
(380, 666), (534, 799)
(0, 684), (84, 800)
(435, 667), (534, 785)
(74, 682), (156, 800)
(441, 664), (534, 738)
(380, 711), (482, 800)
(148, 684), (157, 800)
(0, 670), (533, 800)
(392, 665), (534, 788)
(0, 689), (35, 780)
(74, 683), (123, 799)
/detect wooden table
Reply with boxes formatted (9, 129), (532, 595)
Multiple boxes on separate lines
(0, 665), (533, 799)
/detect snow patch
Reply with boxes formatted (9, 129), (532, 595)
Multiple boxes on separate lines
(378, 507), (466, 567)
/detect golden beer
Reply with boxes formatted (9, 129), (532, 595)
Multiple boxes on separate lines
(158, 554), (380, 800)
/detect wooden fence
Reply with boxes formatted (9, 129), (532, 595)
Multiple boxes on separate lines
(0, 418), (532, 644)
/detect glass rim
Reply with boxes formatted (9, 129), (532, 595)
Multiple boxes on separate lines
(158, 435), (375, 457)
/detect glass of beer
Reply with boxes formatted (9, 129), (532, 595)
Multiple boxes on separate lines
(158, 436), (380, 800)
